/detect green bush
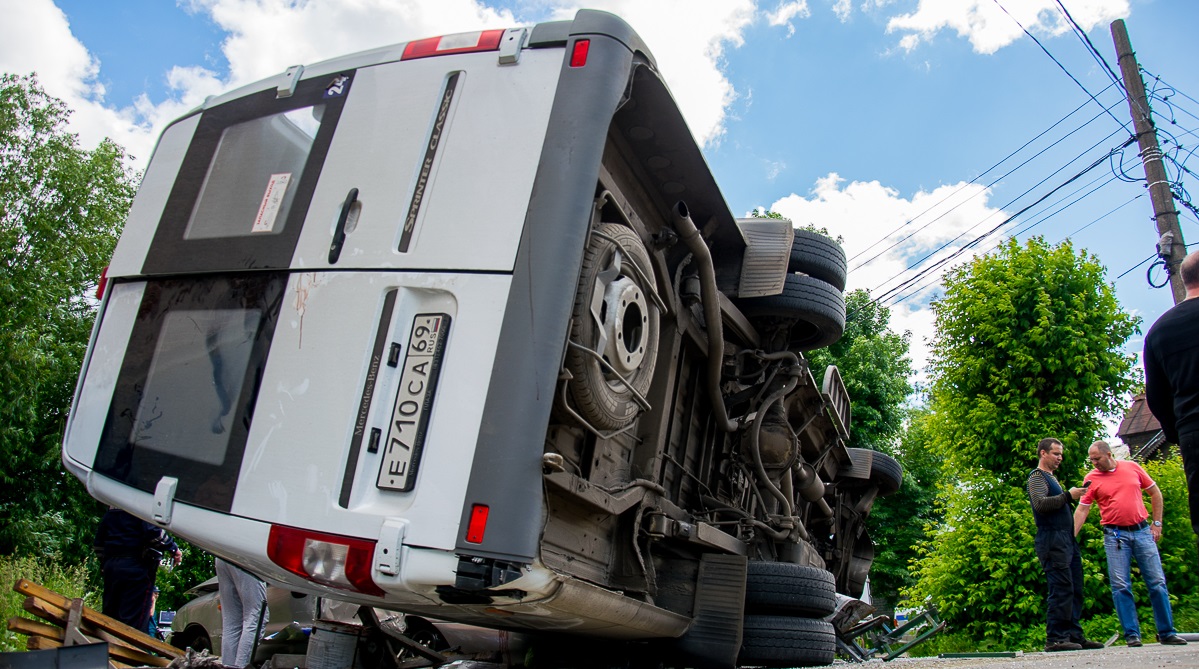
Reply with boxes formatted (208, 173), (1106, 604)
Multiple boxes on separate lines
(0, 554), (96, 652)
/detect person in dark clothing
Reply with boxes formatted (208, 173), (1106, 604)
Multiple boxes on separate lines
(94, 508), (182, 631)
(1144, 250), (1199, 541)
(1027, 438), (1102, 652)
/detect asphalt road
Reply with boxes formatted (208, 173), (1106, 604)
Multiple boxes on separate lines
(875, 643), (1196, 668)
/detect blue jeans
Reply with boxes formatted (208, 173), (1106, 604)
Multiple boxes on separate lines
(1104, 525), (1176, 638)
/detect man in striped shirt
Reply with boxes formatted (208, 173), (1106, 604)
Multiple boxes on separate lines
(1027, 437), (1100, 652)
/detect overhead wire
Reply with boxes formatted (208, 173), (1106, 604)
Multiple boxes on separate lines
(849, 91), (1122, 273)
(882, 183), (1142, 309)
(1053, 0), (1125, 94)
(864, 135), (1136, 310)
(992, 0), (1130, 131)
(845, 84), (1117, 267)
(862, 127), (1129, 302)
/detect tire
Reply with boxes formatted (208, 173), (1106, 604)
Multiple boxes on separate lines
(566, 223), (661, 430)
(870, 451), (902, 496)
(173, 627), (212, 653)
(842, 447), (902, 496)
(744, 563), (836, 617)
(737, 274), (845, 351)
(738, 616), (835, 667)
(789, 229), (846, 291)
(397, 620), (449, 661)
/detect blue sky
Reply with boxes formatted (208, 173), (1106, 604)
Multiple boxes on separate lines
(3, 0), (1197, 431)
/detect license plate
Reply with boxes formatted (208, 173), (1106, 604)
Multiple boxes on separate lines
(377, 314), (450, 492)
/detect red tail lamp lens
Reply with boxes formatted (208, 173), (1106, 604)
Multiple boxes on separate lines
(570, 39), (590, 68)
(267, 524), (385, 596)
(402, 29), (505, 60)
(466, 504), (490, 543)
(96, 266), (109, 300)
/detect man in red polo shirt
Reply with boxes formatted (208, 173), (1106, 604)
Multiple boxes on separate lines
(1072, 441), (1186, 647)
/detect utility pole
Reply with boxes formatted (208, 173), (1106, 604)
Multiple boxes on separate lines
(1111, 19), (1187, 304)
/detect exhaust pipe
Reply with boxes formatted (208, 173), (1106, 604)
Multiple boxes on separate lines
(672, 201), (738, 433)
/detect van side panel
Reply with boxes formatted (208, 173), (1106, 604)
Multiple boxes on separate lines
(455, 34), (640, 562)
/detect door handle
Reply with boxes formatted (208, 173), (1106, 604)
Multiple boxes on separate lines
(328, 187), (359, 264)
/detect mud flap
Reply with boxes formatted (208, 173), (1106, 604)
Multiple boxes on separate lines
(673, 554), (748, 669)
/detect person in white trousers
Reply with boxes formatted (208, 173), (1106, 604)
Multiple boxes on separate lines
(215, 558), (269, 667)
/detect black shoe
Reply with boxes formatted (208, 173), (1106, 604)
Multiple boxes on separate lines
(1158, 634), (1188, 645)
(1045, 641), (1082, 652)
(1077, 639), (1104, 649)
(1126, 635), (1143, 647)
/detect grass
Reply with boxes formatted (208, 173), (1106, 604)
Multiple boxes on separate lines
(0, 555), (97, 652)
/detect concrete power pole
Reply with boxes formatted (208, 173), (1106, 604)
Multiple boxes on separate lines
(1110, 19), (1187, 304)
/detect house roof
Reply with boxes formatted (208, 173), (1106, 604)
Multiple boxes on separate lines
(1117, 394), (1162, 438)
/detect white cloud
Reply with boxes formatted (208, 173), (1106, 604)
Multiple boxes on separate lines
(832, 0), (853, 22)
(11, 0), (772, 166)
(768, 173), (1006, 377)
(887, 0), (1129, 55)
(548, 0), (757, 146)
(765, 1), (811, 36)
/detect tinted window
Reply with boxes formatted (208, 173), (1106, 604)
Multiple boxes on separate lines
(94, 274), (286, 512)
(143, 73), (352, 274)
(185, 107), (323, 240)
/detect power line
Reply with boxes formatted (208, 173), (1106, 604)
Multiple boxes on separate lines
(1053, 0), (1125, 94)
(864, 127), (1128, 301)
(866, 136), (1136, 309)
(992, 0), (1129, 131)
(850, 93), (1123, 273)
(883, 185), (1142, 309)
(846, 84), (1117, 266)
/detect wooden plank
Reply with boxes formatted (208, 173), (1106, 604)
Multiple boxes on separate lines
(23, 597), (144, 654)
(8, 615), (65, 640)
(13, 579), (183, 659)
(17, 618), (170, 668)
(23, 596), (68, 627)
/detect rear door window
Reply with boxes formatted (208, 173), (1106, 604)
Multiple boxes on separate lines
(93, 274), (286, 512)
(143, 73), (352, 274)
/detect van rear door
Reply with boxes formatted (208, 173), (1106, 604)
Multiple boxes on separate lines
(65, 41), (563, 548)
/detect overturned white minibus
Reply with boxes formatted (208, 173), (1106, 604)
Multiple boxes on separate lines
(63, 10), (899, 668)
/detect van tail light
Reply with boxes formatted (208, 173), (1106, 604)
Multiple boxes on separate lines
(96, 266), (109, 300)
(465, 504), (490, 543)
(570, 39), (590, 68)
(402, 29), (505, 60)
(267, 525), (385, 596)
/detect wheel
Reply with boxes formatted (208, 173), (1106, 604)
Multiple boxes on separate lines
(869, 451), (902, 496)
(841, 448), (902, 496)
(744, 563), (836, 617)
(789, 229), (846, 291)
(566, 223), (661, 430)
(397, 619), (449, 661)
(738, 615), (835, 667)
(737, 274), (845, 351)
(173, 626), (212, 653)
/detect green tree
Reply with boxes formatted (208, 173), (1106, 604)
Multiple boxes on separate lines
(926, 237), (1138, 483)
(0, 74), (136, 561)
(904, 237), (1143, 648)
(867, 406), (941, 610)
(806, 290), (921, 610)
(808, 290), (912, 451)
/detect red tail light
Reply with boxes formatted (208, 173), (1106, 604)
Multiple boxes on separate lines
(267, 525), (385, 596)
(402, 29), (505, 60)
(570, 39), (590, 68)
(96, 266), (109, 300)
(465, 504), (490, 543)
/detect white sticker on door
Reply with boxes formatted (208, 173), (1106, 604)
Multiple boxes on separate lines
(252, 173), (292, 233)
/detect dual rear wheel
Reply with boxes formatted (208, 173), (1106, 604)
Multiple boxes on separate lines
(739, 563), (836, 667)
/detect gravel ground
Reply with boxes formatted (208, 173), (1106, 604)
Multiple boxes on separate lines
(858, 643), (1196, 668)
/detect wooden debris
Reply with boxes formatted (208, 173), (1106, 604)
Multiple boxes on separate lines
(8, 578), (182, 668)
